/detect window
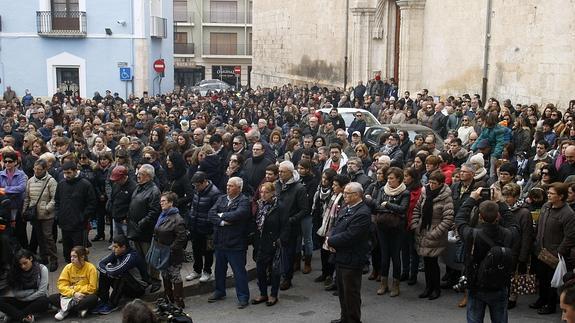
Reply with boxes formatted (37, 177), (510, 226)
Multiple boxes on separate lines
(50, 0), (80, 30)
(174, 0), (188, 22)
(210, 1), (237, 23)
(174, 32), (187, 44)
(210, 33), (237, 55)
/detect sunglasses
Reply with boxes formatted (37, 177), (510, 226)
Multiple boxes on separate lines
(3, 159), (14, 163)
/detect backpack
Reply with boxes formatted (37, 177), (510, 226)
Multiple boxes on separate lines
(466, 229), (513, 291)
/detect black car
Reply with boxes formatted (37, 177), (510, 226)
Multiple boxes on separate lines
(364, 124), (445, 154)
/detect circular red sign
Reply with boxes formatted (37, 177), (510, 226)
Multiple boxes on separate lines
(234, 66), (241, 75)
(153, 59), (165, 73)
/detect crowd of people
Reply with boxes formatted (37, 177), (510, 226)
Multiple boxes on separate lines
(0, 80), (575, 323)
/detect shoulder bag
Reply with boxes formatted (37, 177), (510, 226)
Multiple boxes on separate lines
(23, 179), (49, 222)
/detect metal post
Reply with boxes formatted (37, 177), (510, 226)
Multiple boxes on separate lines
(343, 0), (349, 89)
(481, 0), (493, 103)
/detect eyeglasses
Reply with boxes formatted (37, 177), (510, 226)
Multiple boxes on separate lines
(3, 160), (14, 163)
(232, 142), (242, 145)
(80, 156), (89, 160)
(355, 149), (364, 152)
(356, 114), (362, 117)
(541, 171), (550, 175)
(343, 191), (358, 195)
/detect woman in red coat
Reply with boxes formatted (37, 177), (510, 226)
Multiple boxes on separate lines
(401, 167), (423, 285)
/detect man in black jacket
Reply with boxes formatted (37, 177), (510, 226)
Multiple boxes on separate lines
(277, 161), (309, 290)
(244, 142), (273, 192)
(347, 157), (373, 190)
(327, 182), (371, 323)
(127, 164), (161, 292)
(109, 165), (136, 240)
(185, 171), (222, 283)
(55, 161), (97, 263)
(297, 160), (319, 274)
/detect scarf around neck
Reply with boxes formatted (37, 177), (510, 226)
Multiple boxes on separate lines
(383, 182), (407, 196)
(422, 185), (442, 230)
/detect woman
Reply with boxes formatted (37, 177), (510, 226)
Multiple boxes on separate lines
(283, 138), (300, 162)
(22, 138), (48, 178)
(354, 143), (372, 173)
(412, 170), (454, 300)
(372, 167), (410, 297)
(251, 182), (288, 306)
(314, 135), (327, 150)
(155, 192), (188, 308)
(0, 249), (49, 323)
(149, 127), (167, 159)
(311, 168), (337, 283)
(94, 153), (113, 242)
(531, 182), (575, 315)
(177, 133), (193, 154)
(197, 145), (223, 188)
(49, 246), (98, 321)
(398, 130), (413, 160)
(412, 152), (428, 180)
(316, 174), (349, 290)
(0, 150), (28, 248)
(402, 167), (423, 286)
(91, 136), (112, 159)
(269, 130), (284, 160)
(568, 183), (575, 210)
(166, 152), (194, 215)
(512, 117), (533, 155)
(364, 166), (387, 281)
(223, 153), (252, 196)
(408, 134), (425, 160)
(502, 183), (533, 310)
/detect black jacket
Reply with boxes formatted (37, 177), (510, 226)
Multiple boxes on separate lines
(275, 178), (309, 239)
(55, 175), (97, 231)
(349, 170), (373, 190)
(300, 173), (319, 214)
(372, 187), (410, 218)
(110, 179), (137, 221)
(327, 202), (372, 269)
(455, 197), (519, 244)
(254, 200), (289, 260)
(243, 155), (273, 192)
(209, 194), (251, 251)
(166, 175), (194, 214)
(127, 181), (161, 242)
(98, 247), (149, 288)
(189, 181), (222, 235)
(154, 208), (188, 265)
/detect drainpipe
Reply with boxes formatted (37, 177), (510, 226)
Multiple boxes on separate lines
(343, 0), (349, 89)
(481, 0), (493, 103)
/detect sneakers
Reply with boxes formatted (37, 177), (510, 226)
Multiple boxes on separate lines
(54, 310), (68, 321)
(107, 244), (113, 250)
(79, 309), (88, 318)
(199, 271), (214, 283)
(22, 314), (35, 323)
(92, 303), (118, 315)
(185, 271), (201, 281)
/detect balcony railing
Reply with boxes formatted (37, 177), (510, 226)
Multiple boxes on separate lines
(36, 11), (87, 37)
(174, 43), (195, 54)
(151, 16), (167, 38)
(174, 10), (194, 23)
(203, 10), (252, 24)
(203, 43), (251, 56)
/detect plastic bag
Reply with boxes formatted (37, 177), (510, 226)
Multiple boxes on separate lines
(551, 255), (567, 288)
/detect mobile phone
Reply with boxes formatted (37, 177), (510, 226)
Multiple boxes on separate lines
(480, 188), (491, 201)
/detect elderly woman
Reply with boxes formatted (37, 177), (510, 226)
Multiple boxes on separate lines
(155, 191), (188, 308)
(531, 183), (575, 315)
(251, 182), (289, 306)
(0, 150), (28, 248)
(412, 170), (454, 301)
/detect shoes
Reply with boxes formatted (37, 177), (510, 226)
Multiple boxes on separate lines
(79, 309), (88, 318)
(22, 314), (34, 323)
(390, 279), (400, 297)
(507, 300), (516, 310)
(199, 271), (214, 283)
(91, 235), (104, 242)
(324, 276), (333, 287)
(107, 244), (113, 250)
(49, 261), (59, 273)
(251, 297), (268, 305)
(400, 272), (409, 282)
(537, 305), (556, 315)
(302, 256), (312, 274)
(54, 310), (68, 321)
(368, 271), (379, 281)
(279, 279), (292, 291)
(185, 271), (201, 281)
(377, 278), (388, 295)
(266, 297), (278, 307)
(237, 301), (249, 309)
(314, 274), (326, 283)
(207, 294), (225, 303)
(407, 274), (417, 286)
(325, 283), (337, 291)
(362, 264), (370, 274)
(93, 303), (118, 315)
(458, 293), (468, 308)
(418, 288), (432, 299)
(428, 289), (441, 300)
(150, 280), (162, 293)
(529, 299), (545, 309)
(330, 320), (343, 323)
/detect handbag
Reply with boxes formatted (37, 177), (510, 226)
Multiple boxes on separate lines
(23, 179), (49, 222)
(510, 261), (537, 295)
(373, 211), (402, 229)
(146, 238), (171, 271)
(538, 248), (559, 269)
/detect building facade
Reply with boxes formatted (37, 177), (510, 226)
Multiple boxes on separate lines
(252, 0), (575, 107)
(173, 0), (252, 90)
(0, 0), (174, 99)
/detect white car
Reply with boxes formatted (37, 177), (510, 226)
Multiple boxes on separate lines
(317, 107), (381, 135)
(190, 79), (231, 96)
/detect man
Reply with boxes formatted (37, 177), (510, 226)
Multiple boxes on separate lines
(128, 137), (143, 169)
(243, 142), (273, 191)
(323, 143), (348, 174)
(457, 195), (514, 323)
(277, 161), (309, 290)
(109, 165), (136, 239)
(192, 128), (205, 147)
(381, 133), (404, 167)
(93, 235), (149, 315)
(55, 161), (97, 263)
(329, 108), (346, 131)
(315, 146), (329, 175)
(38, 118), (55, 143)
(2, 86), (16, 102)
(327, 182), (371, 323)
(302, 116), (320, 137)
(449, 138), (469, 167)
(317, 119), (337, 146)
(185, 171), (222, 283)
(127, 164), (161, 293)
(347, 157), (372, 190)
(527, 140), (552, 179)
(256, 119), (271, 142)
(207, 177), (251, 309)
(291, 135), (315, 166)
(424, 134), (441, 156)
(558, 145), (575, 182)
(23, 159), (58, 271)
(348, 111), (366, 142)
(492, 162), (517, 192)
(431, 103), (448, 138)
(353, 81), (366, 105)
(369, 95), (384, 117)
(297, 160), (319, 274)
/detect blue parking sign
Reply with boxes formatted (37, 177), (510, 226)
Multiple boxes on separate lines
(120, 67), (132, 81)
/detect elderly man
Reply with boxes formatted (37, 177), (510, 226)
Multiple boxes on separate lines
(327, 182), (371, 323)
(207, 177), (251, 309)
(277, 161), (309, 290)
(127, 164), (161, 292)
(109, 165), (136, 240)
(559, 145), (575, 181)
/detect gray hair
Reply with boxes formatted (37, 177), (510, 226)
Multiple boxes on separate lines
(228, 176), (243, 191)
(279, 160), (295, 172)
(346, 182), (364, 194)
(38, 152), (56, 163)
(348, 157), (361, 165)
(461, 162), (477, 173)
(139, 164), (155, 178)
(247, 129), (261, 139)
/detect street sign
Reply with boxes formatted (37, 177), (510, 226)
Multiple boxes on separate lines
(234, 66), (241, 75)
(120, 67), (132, 81)
(154, 59), (166, 73)
(117, 61), (128, 67)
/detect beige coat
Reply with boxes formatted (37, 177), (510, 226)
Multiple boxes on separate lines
(411, 184), (454, 258)
(23, 174), (58, 220)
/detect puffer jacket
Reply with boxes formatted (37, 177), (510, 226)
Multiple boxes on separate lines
(535, 202), (575, 268)
(411, 185), (454, 257)
(127, 181), (161, 242)
(23, 174), (58, 220)
(208, 194), (251, 250)
(189, 181), (222, 235)
(275, 173), (310, 238)
(471, 125), (507, 159)
(0, 169), (28, 211)
(110, 179), (137, 221)
(154, 207), (188, 265)
(55, 175), (97, 231)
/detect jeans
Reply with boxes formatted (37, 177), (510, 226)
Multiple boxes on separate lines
(377, 227), (402, 279)
(192, 234), (214, 274)
(61, 229), (86, 263)
(296, 215), (314, 257)
(214, 249), (249, 303)
(131, 240), (160, 281)
(401, 229), (419, 276)
(113, 220), (128, 239)
(0, 296), (50, 320)
(467, 288), (508, 323)
(281, 238), (297, 281)
(256, 251), (280, 298)
(98, 273), (145, 306)
(32, 218), (58, 264)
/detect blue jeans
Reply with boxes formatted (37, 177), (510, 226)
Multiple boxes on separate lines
(113, 220), (128, 239)
(214, 249), (249, 303)
(297, 215), (314, 257)
(467, 288), (508, 323)
(281, 238), (297, 281)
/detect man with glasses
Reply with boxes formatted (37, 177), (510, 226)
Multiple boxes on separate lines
(327, 182), (371, 323)
(348, 112), (366, 142)
(323, 143), (348, 175)
(559, 145), (575, 181)
(447, 105), (464, 132)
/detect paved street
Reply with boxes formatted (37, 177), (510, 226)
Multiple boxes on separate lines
(35, 247), (559, 322)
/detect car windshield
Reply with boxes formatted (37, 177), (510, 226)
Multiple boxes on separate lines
(338, 112), (379, 127)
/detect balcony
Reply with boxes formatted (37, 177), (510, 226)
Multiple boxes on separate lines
(202, 43), (251, 57)
(203, 10), (252, 25)
(174, 10), (194, 24)
(174, 43), (195, 55)
(151, 16), (167, 38)
(36, 11), (87, 38)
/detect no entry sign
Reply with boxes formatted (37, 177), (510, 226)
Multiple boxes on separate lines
(154, 59), (166, 73)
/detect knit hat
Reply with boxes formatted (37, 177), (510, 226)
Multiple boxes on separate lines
(469, 153), (487, 180)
